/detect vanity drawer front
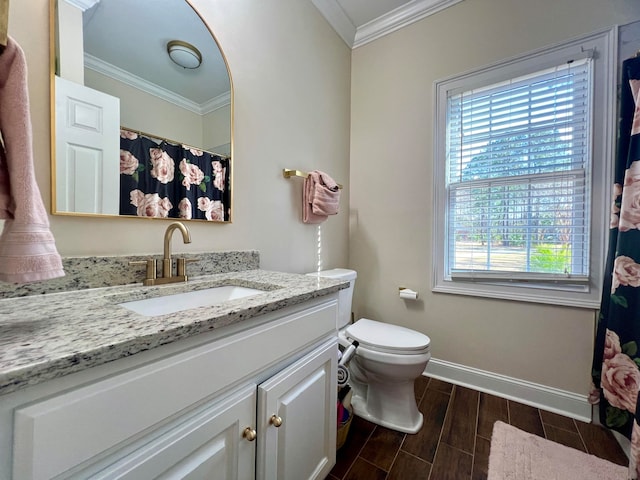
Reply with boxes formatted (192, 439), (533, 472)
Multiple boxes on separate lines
(13, 298), (337, 480)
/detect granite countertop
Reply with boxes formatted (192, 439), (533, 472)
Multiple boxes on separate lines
(0, 270), (346, 397)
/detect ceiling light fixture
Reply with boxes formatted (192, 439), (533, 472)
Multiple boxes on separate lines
(167, 40), (202, 69)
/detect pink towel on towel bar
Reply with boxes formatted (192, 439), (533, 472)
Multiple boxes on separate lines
(0, 37), (64, 283)
(303, 170), (340, 224)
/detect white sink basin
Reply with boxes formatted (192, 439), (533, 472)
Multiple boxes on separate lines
(118, 285), (265, 316)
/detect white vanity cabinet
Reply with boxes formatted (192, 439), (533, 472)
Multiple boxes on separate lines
(5, 295), (338, 480)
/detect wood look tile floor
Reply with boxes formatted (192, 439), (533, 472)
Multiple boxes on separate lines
(326, 377), (629, 480)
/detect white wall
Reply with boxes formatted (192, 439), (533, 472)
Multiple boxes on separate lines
(349, 0), (640, 397)
(8, 0), (351, 274)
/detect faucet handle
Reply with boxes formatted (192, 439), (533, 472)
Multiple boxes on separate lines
(129, 259), (157, 284)
(176, 258), (197, 278)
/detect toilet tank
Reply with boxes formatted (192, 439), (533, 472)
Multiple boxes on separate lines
(307, 269), (357, 329)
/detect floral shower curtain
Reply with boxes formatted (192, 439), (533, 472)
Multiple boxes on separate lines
(591, 56), (640, 478)
(119, 129), (230, 221)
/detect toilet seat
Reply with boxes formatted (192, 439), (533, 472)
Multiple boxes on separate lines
(344, 318), (430, 355)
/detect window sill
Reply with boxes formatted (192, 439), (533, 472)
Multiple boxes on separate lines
(432, 281), (600, 309)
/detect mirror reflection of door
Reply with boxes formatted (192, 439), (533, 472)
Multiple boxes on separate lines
(55, 76), (120, 215)
(52, 0), (232, 221)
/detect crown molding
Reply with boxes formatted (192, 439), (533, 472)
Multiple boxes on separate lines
(311, 0), (356, 47)
(62, 0), (100, 12)
(84, 54), (230, 115)
(201, 92), (232, 114)
(354, 0), (464, 48)
(314, 0), (464, 49)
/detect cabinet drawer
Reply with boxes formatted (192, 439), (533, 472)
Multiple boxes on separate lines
(13, 299), (337, 480)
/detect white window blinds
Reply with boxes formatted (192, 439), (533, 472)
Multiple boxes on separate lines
(445, 58), (592, 283)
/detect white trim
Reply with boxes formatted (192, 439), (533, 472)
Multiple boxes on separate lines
(353, 0), (464, 48)
(313, 0), (463, 49)
(62, 0), (99, 12)
(311, 0), (357, 47)
(451, 271), (590, 284)
(424, 358), (592, 421)
(431, 28), (616, 308)
(201, 92), (232, 114)
(432, 284), (600, 309)
(84, 54), (230, 115)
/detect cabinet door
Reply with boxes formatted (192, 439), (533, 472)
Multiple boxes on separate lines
(85, 385), (257, 480)
(257, 339), (337, 480)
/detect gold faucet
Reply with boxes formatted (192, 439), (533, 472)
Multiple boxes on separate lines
(161, 221), (192, 280)
(130, 221), (193, 286)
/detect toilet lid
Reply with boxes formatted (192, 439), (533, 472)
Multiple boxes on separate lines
(345, 318), (431, 354)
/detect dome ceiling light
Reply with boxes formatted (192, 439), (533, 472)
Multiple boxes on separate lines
(167, 40), (202, 69)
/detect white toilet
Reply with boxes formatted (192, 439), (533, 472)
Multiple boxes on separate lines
(310, 269), (431, 434)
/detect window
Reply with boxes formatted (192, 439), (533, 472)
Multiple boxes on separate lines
(432, 30), (615, 308)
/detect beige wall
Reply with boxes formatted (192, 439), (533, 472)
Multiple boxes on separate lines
(349, 0), (640, 395)
(85, 69), (206, 148)
(56, 0), (84, 84)
(86, 70), (231, 154)
(204, 104), (231, 154)
(8, 0), (351, 273)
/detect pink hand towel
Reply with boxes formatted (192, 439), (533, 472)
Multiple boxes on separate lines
(303, 170), (340, 224)
(0, 37), (64, 283)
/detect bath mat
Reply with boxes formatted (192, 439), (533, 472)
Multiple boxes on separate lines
(487, 421), (628, 480)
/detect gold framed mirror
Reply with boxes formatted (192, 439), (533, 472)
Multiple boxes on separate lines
(50, 0), (233, 222)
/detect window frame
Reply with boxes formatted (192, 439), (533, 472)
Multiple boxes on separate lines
(432, 28), (616, 308)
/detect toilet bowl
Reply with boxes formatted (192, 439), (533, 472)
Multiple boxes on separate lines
(309, 269), (431, 434)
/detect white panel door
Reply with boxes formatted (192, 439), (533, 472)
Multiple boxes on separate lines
(257, 339), (338, 480)
(54, 75), (120, 214)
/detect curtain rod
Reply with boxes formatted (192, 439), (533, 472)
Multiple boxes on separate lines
(120, 126), (230, 160)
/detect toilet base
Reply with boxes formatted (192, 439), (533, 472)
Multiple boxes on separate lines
(350, 392), (424, 434)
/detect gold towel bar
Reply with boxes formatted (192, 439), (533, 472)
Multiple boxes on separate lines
(282, 169), (343, 189)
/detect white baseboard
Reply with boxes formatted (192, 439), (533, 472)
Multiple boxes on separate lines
(424, 358), (592, 422)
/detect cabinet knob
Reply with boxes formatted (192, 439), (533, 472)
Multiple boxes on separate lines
(243, 427), (257, 441)
(270, 415), (283, 427)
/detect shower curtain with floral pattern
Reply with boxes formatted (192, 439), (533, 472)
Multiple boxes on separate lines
(591, 56), (640, 479)
(119, 129), (230, 221)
